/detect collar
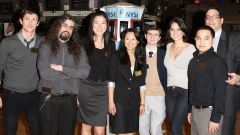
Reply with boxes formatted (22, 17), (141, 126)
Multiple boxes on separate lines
(215, 29), (222, 38)
(146, 45), (157, 56)
(194, 47), (215, 57)
(17, 30), (36, 41)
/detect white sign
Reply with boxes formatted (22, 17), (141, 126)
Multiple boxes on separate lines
(102, 6), (144, 20)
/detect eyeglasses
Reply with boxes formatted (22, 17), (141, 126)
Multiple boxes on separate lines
(205, 14), (221, 21)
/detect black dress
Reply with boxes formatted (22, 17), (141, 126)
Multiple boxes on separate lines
(78, 42), (115, 126)
(109, 56), (146, 133)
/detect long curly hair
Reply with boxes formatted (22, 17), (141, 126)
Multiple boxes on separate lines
(45, 14), (81, 65)
(118, 28), (144, 71)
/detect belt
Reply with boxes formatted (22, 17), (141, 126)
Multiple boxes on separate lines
(194, 105), (212, 109)
(4, 89), (38, 95)
(51, 93), (70, 98)
(42, 87), (70, 98)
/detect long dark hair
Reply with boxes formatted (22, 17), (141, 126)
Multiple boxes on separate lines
(167, 17), (189, 43)
(45, 14), (81, 64)
(118, 28), (144, 71)
(84, 10), (112, 58)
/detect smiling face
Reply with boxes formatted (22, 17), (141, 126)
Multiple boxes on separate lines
(169, 22), (184, 42)
(145, 30), (161, 46)
(58, 19), (74, 42)
(195, 29), (213, 54)
(19, 13), (39, 33)
(124, 31), (139, 52)
(92, 15), (107, 36)
(205, 9), (223, 32)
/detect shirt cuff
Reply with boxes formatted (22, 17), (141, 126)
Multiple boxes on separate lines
(108, 82), (115, 88)
(236, 82), (240, 86)
(140, 85), (146, 92)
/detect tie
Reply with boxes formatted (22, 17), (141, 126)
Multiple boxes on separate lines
(149, 51), (153, 58)
(24, 38), (34, 49)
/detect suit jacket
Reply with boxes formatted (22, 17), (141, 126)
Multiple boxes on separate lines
(143, 46), (167, 91)
(226, 31), (240, 114)
(217, 29), (229, 59)
(109, 55), (146, 106)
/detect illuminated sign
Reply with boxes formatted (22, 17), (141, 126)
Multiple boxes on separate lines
(103, 7), (143, 20)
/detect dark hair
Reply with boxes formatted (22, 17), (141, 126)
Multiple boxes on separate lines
(167, 17), (188, 42)
(206, 8), (223, 18)
(19, 7), (41, 21)
(118, 28), (144, 71)
(84, 10), (112, 58)
(45, 14), (81, 65)
(196, 25), (215, 38)
(144, 25), (162, 36)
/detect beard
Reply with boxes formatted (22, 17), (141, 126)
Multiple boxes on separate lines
(59, 31), (71, 42)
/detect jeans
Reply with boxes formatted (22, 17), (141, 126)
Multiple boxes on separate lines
(2, 88), (40, 135)
(165, 87), (188, 135)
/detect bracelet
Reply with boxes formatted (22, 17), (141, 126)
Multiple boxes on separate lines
(140, 104), (145, 106)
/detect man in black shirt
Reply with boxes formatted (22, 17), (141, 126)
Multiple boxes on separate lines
(188, 26), (227, 135)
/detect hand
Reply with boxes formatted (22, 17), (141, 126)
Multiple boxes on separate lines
(208, 121), (219, 134)
(187, 113), (191, 124)
(226, 73), (240, 85)
(139, 104), (145, 116)
(108, 102), (116, 115)
(50, 64), (63, 72)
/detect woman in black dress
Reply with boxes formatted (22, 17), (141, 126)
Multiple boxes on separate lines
(108, 28), (146, 134)
(77, 10), (115, 135)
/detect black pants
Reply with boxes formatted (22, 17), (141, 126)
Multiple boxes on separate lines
(38, 94), (77, 135)
(2, 88), (40, 135)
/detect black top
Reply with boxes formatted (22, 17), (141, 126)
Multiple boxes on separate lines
(188, 48), (227, 123)
(87, 41), (115, 82)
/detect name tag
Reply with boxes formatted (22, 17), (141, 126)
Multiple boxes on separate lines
(196, 62), (206, 69)
(135, 70), (142, 76)
(31, 48), (39, 53)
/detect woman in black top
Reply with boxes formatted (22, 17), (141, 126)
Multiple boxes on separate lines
(108, 28), (146, 134)
(77, 10), (115, 135)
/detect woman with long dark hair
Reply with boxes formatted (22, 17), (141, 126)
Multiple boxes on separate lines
(164, 17), (196, 135)
(77, 10), (115, 135)
(108, 28), (146, 135)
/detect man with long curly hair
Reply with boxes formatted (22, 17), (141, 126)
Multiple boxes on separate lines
(37, 14), (90, 135)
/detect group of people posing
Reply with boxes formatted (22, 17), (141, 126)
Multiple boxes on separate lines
(0, 5), (240, 135)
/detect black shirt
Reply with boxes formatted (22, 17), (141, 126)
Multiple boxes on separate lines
(87, 41), (115, 82)
(188, 48), (227, 123)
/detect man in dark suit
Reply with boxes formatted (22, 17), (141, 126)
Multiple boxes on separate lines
(205, 8), (240, 135)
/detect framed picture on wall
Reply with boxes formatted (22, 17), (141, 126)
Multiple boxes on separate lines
(4, 22), (14, 36)
(0, 2), (12, 15)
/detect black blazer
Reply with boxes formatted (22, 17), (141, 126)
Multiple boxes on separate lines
(109, 55), (146, 106)
(143, 46), (167, 91)
(217, 29), (229, 59)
